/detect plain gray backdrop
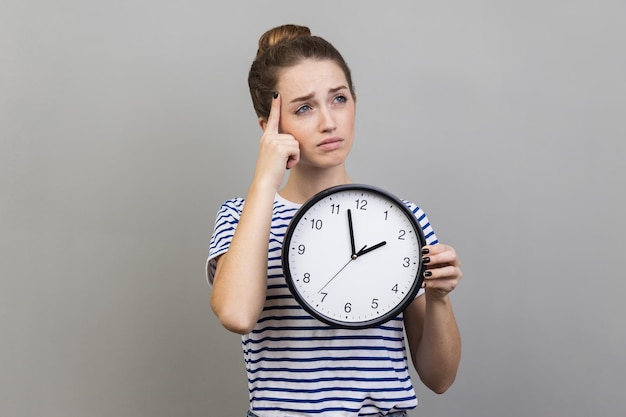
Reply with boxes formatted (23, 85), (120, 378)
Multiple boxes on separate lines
(2, 1), (625, 416)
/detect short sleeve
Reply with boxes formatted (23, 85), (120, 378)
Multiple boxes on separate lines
(402, 200), (438, 246)
(205, 198), (244, 286)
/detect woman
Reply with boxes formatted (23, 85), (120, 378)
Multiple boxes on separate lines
(208, 24), (462, 417)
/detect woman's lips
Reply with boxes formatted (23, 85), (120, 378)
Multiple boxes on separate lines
(317, 137), (343, 151)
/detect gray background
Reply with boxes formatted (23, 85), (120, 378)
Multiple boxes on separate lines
(2, 1), (624, 416)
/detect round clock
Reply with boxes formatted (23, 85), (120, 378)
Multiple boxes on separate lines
(282, 184), (426, 329)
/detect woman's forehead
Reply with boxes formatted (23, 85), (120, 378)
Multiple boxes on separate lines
(276, 60), (348, 99)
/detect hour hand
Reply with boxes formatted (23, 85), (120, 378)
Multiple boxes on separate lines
(356, 241), (387, 257)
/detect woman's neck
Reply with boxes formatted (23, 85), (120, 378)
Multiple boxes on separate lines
(279, 165), (351, 204)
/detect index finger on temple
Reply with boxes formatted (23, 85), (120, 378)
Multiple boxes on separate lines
(265, 91), (281, 134)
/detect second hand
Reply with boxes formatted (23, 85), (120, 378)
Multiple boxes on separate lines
(318, 244), (367, 293)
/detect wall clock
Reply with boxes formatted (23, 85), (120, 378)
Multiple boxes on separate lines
(282, 184), (426, 329)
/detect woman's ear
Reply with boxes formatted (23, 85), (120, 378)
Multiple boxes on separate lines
(258, 117), (268, 131)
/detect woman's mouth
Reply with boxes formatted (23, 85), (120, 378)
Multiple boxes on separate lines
(317, 137), (344, 151)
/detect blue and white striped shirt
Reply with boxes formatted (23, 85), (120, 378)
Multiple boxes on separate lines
(207, 193), (438, 416)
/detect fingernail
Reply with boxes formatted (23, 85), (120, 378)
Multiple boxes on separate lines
(424, 270), (432, 278)
(421, 247), (430, 255)
(422, 256), (430, 264)
(273, 91), (279, 99)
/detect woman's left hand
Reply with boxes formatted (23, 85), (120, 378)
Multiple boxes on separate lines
(421, 244), (462, 298)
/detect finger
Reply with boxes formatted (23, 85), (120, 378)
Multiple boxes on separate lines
(264, 91), (281, 134)
(422, 282), (458, 296)
(422, 244), (450, 255)
(421, 265), (461, 293)
(422, 244), (459, 267)
(285, 146), (300, 169)
(423, 265), (461, 281)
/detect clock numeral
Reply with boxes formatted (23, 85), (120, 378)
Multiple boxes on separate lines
(383, 210), (388, 220)
(391, 284), (398, 293)
(403, 257), (411, 268)
(320, 292), (328, 302)
(310, 219), (323, 230)
(344, 302), (352, 313)
(330, 204), (340, 214)
(354, 199), (368, 210)
(297, 244), (305, 255)
(371, 298), (379, 309)
(398, 229), (406, 240)
(303, 273), (311, 283)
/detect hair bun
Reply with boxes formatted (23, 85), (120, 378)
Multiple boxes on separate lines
(256, 24), (311, 58)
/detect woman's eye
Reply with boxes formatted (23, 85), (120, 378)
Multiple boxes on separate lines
(295, 105), (311, 114)
(334, 95), (347, 104)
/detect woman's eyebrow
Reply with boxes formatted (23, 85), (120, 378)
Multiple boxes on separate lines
(289, 85), (348, 105)
(289, 92), (314, 104)
(328, 85), (348, 95)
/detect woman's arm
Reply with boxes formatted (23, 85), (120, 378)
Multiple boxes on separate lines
(210, 185), (277, 334)
(210, 93), (300, 334)
(404, 244), (462, 393)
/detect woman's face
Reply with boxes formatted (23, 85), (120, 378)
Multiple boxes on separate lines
(274, 59), (356, 170)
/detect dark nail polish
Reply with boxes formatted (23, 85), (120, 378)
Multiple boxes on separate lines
(424, 270), (432, 278)
(421, 247), (430, 255)
(422, 256), (430, 264)
(273, 91), (279, 99)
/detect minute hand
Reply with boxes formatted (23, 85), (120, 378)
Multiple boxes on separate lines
(355, 241), (387, 257)
(347, 209), (357, 256)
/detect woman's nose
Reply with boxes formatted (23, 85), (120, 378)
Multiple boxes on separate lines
(318, 106), (336, 132)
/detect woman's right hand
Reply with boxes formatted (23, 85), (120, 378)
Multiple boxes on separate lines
(211, 93), (299, 334)
(253, 92), (300, 191)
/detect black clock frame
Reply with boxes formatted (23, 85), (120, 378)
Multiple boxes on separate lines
(281, 183), (427, 329)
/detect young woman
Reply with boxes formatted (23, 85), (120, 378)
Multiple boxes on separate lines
(207, 24), (462, 417)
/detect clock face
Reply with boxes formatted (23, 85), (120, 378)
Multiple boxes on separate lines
(282, 184), (426, 329)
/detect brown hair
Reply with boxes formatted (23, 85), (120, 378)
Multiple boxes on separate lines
(248, 24), (355, 120)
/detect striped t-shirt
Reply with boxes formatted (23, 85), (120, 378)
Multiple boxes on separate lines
(207, 193), (438, 416)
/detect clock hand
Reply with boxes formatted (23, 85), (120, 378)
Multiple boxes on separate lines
(347, 209), (357, 257)
(318, 244), (367, 293)
(317, 259), (351, 293)
(355, 241), (387, 257)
